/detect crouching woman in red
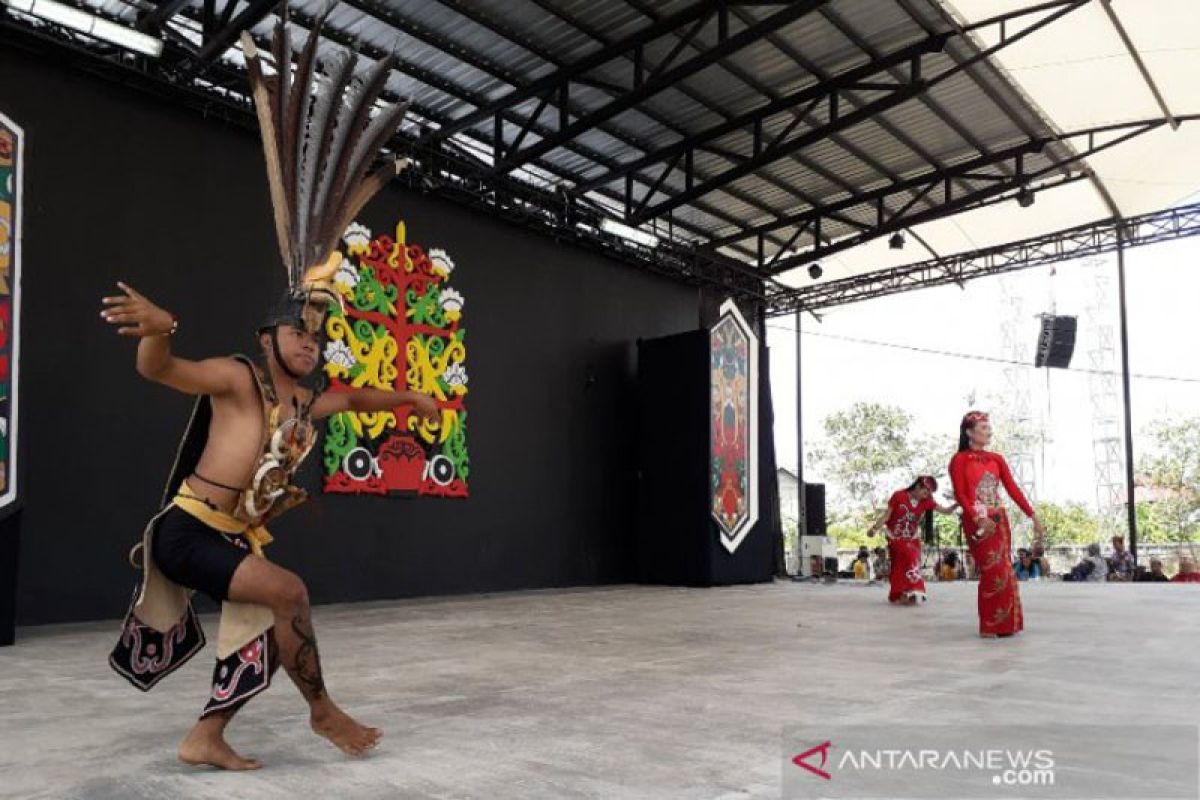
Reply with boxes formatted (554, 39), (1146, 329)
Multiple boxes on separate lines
(949, 411), (1046, 638)
(868, 476), (957, 605)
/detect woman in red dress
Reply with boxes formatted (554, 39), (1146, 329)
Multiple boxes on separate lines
(868, 476), (957, 605)
(949, 411), (1045, 638)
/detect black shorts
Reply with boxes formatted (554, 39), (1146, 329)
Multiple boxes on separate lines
(150, 506), (251, 603)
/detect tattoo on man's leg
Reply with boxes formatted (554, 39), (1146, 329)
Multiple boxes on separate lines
(290, 613), (326, 699)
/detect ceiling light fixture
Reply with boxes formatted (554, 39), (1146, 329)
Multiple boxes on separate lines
(3, 0), (164, 57)
(600, 218), (659, 248)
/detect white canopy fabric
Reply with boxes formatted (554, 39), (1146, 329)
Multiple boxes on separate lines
(779, 0), (1200, 289)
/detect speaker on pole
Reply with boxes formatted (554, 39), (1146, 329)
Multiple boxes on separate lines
(1035, 314), (1078, 368)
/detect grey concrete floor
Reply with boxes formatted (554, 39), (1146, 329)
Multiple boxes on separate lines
(1, 581), (1197, 799)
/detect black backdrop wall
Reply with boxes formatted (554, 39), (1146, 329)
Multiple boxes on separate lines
(0, 47), (704, 625)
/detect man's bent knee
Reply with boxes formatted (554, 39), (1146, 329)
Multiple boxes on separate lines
(269, 572), (309, 614)
(227, 557), (310, 613)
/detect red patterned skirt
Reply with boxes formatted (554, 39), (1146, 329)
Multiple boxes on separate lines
(886, 536), (926, 604)
(964, 508), (1024, 636)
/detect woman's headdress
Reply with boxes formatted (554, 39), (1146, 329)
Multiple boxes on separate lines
(961, 410), (989, 428)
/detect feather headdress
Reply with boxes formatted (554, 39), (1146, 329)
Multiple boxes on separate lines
(240, 6), (409, 334)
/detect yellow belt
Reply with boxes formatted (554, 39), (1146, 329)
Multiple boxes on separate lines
(173, 481), (274, 557)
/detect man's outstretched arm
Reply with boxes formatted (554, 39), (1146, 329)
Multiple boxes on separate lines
(311, 387), (440, 422)
(101, 282), (241, 397)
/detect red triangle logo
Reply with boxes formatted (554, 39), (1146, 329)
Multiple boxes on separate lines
(792, 740), (833, 780)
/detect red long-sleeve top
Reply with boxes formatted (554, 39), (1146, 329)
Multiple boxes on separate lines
(948, 449), (1035, 524)
(884, 489), (935, 539)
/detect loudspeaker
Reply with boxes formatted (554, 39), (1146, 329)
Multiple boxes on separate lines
(803, 482), (826, 538)
(1035, 314), (1077, 368)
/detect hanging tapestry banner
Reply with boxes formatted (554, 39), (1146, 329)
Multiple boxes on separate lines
(0, 113), (23, 510)
(710, 299), (758, 553)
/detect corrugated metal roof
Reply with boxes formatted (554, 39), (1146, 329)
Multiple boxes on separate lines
(35, 0), (1194, 283)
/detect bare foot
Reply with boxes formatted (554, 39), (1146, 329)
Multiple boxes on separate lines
(311, 704), (382, 757)
(178, 728), (262, 771)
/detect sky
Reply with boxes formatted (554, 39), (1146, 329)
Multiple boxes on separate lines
(766, 234), (1200, 511)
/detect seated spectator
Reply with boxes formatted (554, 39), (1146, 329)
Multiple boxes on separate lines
(1013, 548), (1043, 581)
(871, 546), (890, 580)
(1030, 542), (1052, 577)
(1134, 558), (1170, 583)
(1064, 543), (1108, 582)
(853, 548), (872, 581)
(1171, 555), (1200, 583)
(937, 550), (963, 581)
(1107, 535), (1135, 582)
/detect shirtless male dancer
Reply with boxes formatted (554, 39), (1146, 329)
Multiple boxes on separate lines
(103, 281), (437, 769)
(104, 8), (429, 770)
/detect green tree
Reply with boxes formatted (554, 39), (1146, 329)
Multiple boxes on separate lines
(809, 402), (920, 508)
(912, 433), (956, 479)
(1137, 417), (1200, 545)
(1034, 501), (1100, 546)
(1134, 500), (1173, 544)
(810, 403), (964, 549)
(827, 506), (877, 550)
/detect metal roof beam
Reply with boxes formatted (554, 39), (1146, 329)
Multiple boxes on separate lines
(761, 116), (1198, 275)
(1100, 0), (1178, 130)
(523, 0), (855, 253)
(817, 3), (1011, 202)
(0, 9), (772, 298)
(622, 0), (926, 240)
(285, 3), (779, 258)
(183, 0), (277, 71)
(704, 114), (1189, 252)
(161, 2), (766, 263)
(767, 201), (1200, 314)
(716, 4), (951, 237)
(632, 79), (930, 223)
(576, 32), (948, 195)
(343, 0), (797, 252)
(497, 0), (831, 171)
(633, 0), (1090, 224)
(136, 0), (192, 32)
(903, 0), (1125, 219)
(412, 0), (873, 249)
(420, 0), (773, 147)
(518, 0), (929, 258)
(890, 0), (1042, 144)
